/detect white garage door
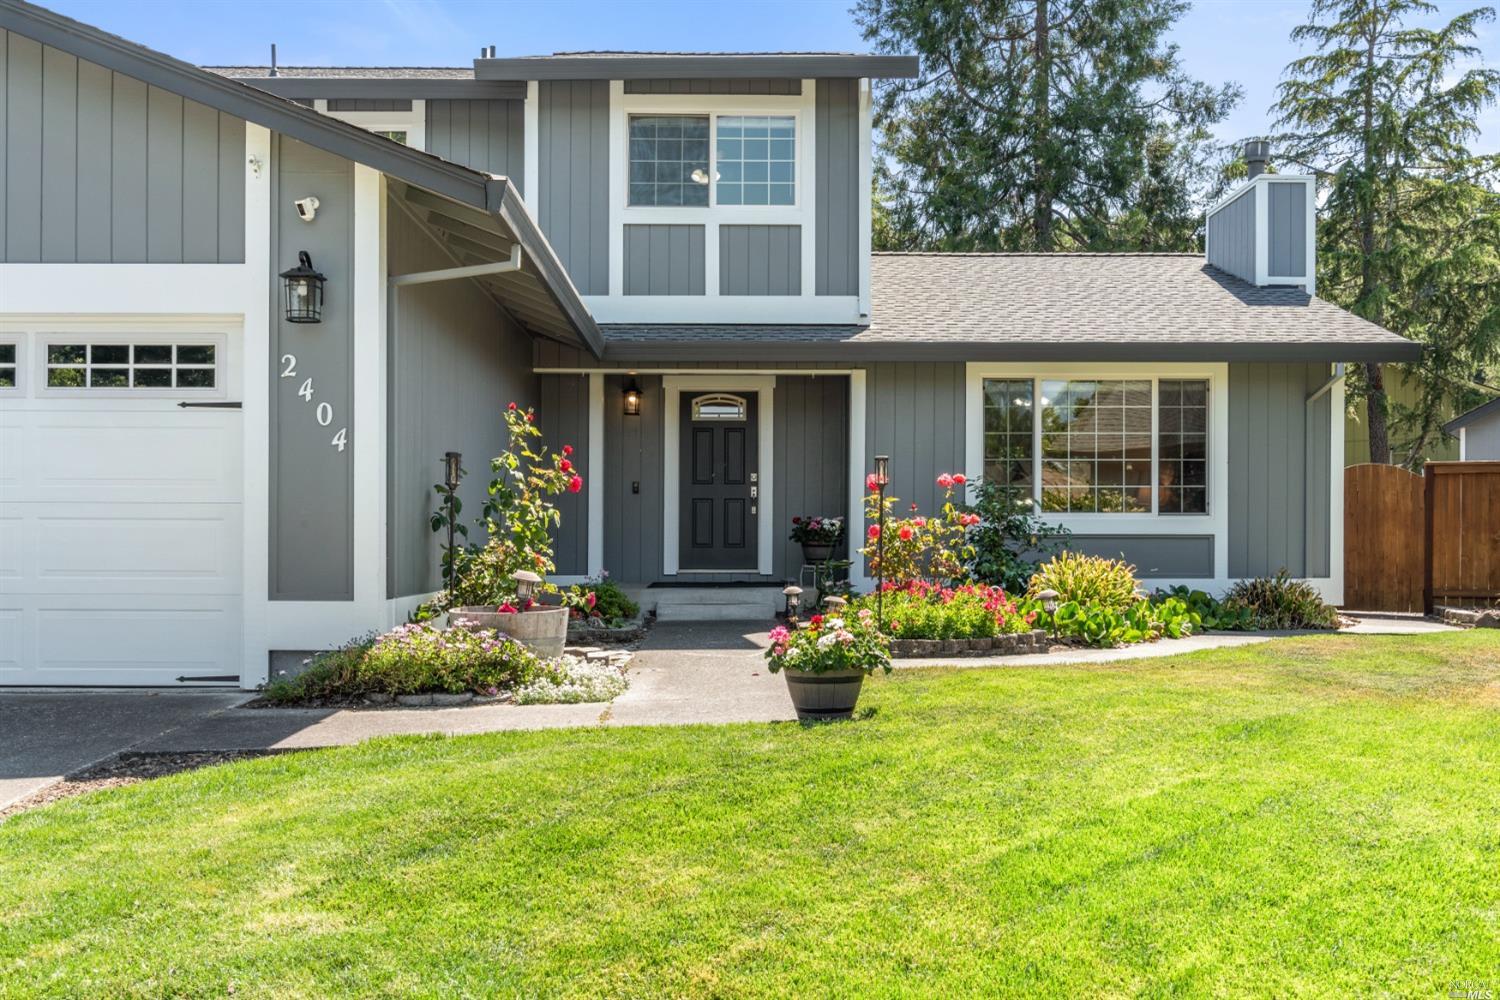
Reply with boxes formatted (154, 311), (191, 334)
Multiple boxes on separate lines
(0, 332), (243, 686)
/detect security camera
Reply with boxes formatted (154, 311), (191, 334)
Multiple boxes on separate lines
(294, 196), (320, 222)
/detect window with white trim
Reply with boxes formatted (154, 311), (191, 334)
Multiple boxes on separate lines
(981, 376), (1209, 514)
(627, 112), (798, 209)
(0, 342), (16, 389)
(44, 342), (217, 390)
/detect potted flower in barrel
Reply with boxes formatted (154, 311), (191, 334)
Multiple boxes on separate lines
(789, 514), (844, 564)
(765, 607), (890, 720)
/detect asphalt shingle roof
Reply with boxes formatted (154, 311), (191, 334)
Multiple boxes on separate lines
(600, 253), (1422, 363)
(207, 66), (474, 79)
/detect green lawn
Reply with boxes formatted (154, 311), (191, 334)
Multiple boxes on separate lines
(3, 633), (1499, 998)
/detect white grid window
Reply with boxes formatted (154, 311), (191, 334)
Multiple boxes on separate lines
(629, 115), (711, 207)
(0, 342), (16, 389)
(45, 343), (217, 390)
(716, 115), (795, 206)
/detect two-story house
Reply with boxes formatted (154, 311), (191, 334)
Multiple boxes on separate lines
(0, 1), (1419, 687)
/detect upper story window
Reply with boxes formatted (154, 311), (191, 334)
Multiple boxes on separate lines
(629, 115), (711, 207)
(716, 115), (795, 206)
(627, 113), (798, 209)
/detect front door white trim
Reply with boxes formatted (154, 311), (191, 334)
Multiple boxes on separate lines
(662, 374), (775, 575)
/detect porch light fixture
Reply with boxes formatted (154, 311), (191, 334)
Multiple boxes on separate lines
(623, 378), (643, 417)
(511, 569), (542, 605)
(280, 251), (326, 324)
(874, 455), (890, 629)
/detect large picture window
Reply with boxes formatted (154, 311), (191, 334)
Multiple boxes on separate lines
(628, 115), (711, 207)
(981, 376), (1210, 515)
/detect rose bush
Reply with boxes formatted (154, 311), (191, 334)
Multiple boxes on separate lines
(858, 473), (976, 586)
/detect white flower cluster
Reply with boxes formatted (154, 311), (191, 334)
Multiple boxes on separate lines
(514, 654), (628, 705)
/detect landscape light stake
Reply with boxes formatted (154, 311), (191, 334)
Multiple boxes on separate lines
(874, 455), (890, 629)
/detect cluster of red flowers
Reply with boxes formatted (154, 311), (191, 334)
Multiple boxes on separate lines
(880, 578), (1037, 628)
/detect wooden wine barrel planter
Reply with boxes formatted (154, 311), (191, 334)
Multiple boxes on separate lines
(453, 606), (569, 658)
(782, 668), (866, 721)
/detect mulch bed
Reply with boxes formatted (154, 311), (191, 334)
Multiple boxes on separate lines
(0, 750), (294, 822)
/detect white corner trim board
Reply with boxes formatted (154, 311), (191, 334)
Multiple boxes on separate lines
(587, 372), (605, 578)
(661, 374), (777, 576)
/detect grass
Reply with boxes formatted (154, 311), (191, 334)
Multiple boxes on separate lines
(2, 632), (1499, 997)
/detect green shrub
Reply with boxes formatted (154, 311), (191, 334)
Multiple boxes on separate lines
(1027, 552), (1141, 612)
(1152, 586), (1257, 631)
(1030, 594), (1198, 648)
(260, 623), (542, 703)
(566, 574), (639, 625)
(1224, 573), (1341, 630)
(962, 478), (1069, 593)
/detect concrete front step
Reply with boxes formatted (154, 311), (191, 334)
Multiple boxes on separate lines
(649, 586), (782, 622)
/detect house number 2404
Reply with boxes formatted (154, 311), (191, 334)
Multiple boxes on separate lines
(279, 354), (348, 452)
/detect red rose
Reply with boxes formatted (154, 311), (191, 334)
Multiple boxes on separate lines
(898, 525), (913, 541)
(507, 402), (517, 411)
(937, 473), (955, 489)
(952, 473), (967, 485)
(792, 516), (802, 524)
(562, 444), (573, 455)
(810, 614), (823, 626)
(865, 473), (880, 492)
(560, 459), (572, 472)
(498, 602), (518, 613)
(525, 411), (534, 422)
(586, 591), (597, 608)
(910, 502), (919, 512)
(867, 525), (880, 539)
(568, 475), (583, 493)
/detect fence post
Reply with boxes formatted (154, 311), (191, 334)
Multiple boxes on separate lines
(1422, 464), (1436, 615)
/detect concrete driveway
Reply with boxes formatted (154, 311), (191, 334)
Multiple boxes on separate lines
(0, 690), (249, 809)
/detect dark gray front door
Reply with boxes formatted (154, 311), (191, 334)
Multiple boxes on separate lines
(680, 392), (758, 571)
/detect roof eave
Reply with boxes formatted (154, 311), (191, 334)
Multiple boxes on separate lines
(1443, 395), (1500, 434)
(488, 180), (604, 358)
(600, 339), (1424, 365)
(225, 76), (526, 101)
(474, 53), (920, 80)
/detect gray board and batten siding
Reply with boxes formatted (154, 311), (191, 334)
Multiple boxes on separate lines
(269, 136), (354, 601)
(624, 224), (705, 296)
(425, 98), (525, 195)
(719, 225), (800, 295)
(1, 28), (245, 263)
(386, 195), (540, 599)
(1266, 181), (1306, 277)
(536, 79), (609, 295)
(1206, 185), (1255, 285)
(815, 77), (859, 296)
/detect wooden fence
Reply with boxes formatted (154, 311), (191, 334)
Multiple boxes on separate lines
(1344, 461), (1500, 612)
(1424, 462), (1500, 611)
(1345, 464), (1425, 612)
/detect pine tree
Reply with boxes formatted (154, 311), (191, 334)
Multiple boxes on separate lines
(1273, 0), (1500, 465)
(856, 0), (1241, 251)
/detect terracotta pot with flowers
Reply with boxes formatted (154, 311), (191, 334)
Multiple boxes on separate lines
(789, 514), (844, 564)
(438, 403), (587, 658)
(765, 608), (891, 720)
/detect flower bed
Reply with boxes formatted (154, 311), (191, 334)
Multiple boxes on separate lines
(260, 621), (628, 707)
(850, 581), (1037, 641)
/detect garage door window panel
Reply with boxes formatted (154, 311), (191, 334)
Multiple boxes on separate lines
(0, 342), (17, 389)
(43, 342), (218, 391)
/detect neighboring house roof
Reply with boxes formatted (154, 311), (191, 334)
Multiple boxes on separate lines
(600, 254), (1423, 364)
(204, 65), (522, 100)
(0, 0), (602, 357)
(1443, 395), (1500, 434)
(473, 51), (920, 80)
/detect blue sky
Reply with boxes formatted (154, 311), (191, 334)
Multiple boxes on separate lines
(47, 0), (1498, 153)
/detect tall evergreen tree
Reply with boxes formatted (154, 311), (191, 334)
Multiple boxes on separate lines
(856, 0), (1241, 252)
(1273, 0), (1500, 465)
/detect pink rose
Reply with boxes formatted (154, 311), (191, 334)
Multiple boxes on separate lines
(568, 475), (583, 493)
(498, 602), (518, 613)
(866, 473), (880, 492)
(586, 591), (597, 608)
(898, 525), (913, 541)
(914, 517), (926, 527)
(867, 525), (880, 539)
(937, 473), (955, 489)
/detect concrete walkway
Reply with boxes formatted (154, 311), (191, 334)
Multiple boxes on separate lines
(1, 615), (1463, 806)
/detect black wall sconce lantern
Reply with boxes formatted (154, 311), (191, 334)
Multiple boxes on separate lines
(623, 377), (643, 417)
(280, 250), (326, 323)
